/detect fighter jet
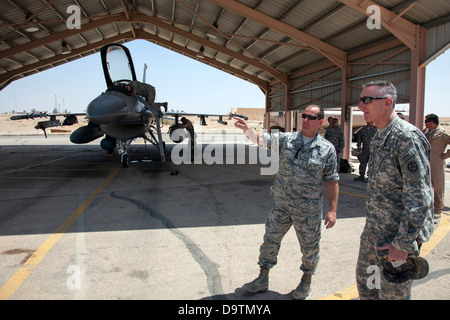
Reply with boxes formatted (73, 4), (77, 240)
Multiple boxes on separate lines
(11, 43), (247, 167)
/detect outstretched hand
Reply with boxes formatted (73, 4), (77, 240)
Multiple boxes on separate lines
(233, 116), (249, 132)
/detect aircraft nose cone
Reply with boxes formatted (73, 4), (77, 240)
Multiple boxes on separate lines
(87, 92), (127, 124)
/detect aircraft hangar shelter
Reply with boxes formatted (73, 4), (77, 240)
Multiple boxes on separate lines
(0, 0), (449, 159)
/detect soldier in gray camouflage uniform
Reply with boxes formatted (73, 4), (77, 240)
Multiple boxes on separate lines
(356, 81), (434, 299)
(125, 80), (168, 117)
(354, 122), (377, 182)
(234, 105), (339, 300)
(128, 80), (156, 105)
(325, 118), (345, 168)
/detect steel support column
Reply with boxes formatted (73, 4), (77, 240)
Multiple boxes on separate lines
(340, 53), (351, 160)
(409, 25), (427, 128)
(264, 92), (270, 133)
(285, 82), (292, 131)
(339, 0), (427, 129)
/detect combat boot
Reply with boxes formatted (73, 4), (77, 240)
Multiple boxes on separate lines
(434, 210), (441, 220)
(241, 267), (269, 293)
(291, 273), (312, 300)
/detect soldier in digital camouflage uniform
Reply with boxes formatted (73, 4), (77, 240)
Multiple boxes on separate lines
(354, 122), (377, 182)
(325, 118), (345, 168)
(233, 105), (339, 300)
(178, 117), (196, 162)
(356, 81), (434, 300)
(125, 80), (168, 118)
(128, 80), (156, 105)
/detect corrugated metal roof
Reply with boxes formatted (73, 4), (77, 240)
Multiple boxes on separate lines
(0, 0), (449, 100)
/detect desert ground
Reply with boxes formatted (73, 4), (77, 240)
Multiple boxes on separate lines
(0, 113), (252, 136)
(1, 113), (449, 137)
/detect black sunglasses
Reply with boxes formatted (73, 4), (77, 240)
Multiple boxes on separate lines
(359, 96), (388, 104)
(301, 113), (322, 120)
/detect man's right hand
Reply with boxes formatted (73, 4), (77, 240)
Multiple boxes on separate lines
(233, 116), (249, 132)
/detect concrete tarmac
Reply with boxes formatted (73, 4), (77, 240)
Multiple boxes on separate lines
(0, 135), (448, 301)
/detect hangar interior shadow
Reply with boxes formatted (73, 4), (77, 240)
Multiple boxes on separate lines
(0, 140), (368, 237)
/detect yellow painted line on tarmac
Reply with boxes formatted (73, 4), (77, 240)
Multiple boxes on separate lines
(339, 190), (366, 198)
(320, 211), (450, 300)
(134, 139), (146, 150)
(171, 160), (447, 300)
(420, 211), (450, 256)
(0, 166), (121, 300)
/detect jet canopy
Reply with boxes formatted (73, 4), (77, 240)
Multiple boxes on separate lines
(101, 43), (137, 88)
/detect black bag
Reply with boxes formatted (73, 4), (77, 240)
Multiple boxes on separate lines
(339, 158), (354, 173)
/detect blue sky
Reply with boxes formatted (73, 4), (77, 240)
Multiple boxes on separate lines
(0, 39), (265, 115)
(0, 39), (449, 116)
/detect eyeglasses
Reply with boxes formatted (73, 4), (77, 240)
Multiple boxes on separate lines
(301, 113), (322, 120)
(359, 96), (388, 104)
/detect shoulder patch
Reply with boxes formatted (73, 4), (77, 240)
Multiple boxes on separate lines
(399, 149), (424, 180)
(407, 161), (418, 172)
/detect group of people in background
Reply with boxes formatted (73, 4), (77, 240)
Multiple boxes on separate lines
(352, 110), (450, 221)
(325, 107), (449, 223)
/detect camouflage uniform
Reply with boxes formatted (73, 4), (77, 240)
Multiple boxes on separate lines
(325, 125), (345, 166)
(259, 131), (339, 274)
(130, 80), (156, 105)
(356, 117), (434, 299)
(179, 118), (196, 162)
(356, 125), (377, 177)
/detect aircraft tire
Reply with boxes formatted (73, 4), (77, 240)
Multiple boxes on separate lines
(122, 153), (128, 168)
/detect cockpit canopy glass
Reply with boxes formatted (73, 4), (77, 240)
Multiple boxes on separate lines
(101, 43), (137, 88)
(106, 46), (133, 83)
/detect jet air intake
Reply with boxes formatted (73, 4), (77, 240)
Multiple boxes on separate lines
(70, 122), (104, 144)
(168, 124), (187, 143)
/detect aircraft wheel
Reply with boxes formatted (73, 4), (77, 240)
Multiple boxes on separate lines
(122, 153), (128, 168)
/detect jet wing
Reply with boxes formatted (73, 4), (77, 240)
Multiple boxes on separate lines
(10, 112), (85, 137)
(164, 112), (247, 125)
(10, 111), (85, 121)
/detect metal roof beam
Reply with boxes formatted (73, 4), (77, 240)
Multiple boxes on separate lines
(135, 29), (268, 90)
(0, 14), (122, 60)
(128, 10), (288, 84)
(0, 32), (133, 87)
(0, 0), (57, 43)
(339, 0), (424, 51)
(206, 0), (346, 69)
(0, 27), (269, 92)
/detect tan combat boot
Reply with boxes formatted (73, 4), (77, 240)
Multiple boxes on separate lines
(291, 273), (312, 300)
(241, 267), (270, 293)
